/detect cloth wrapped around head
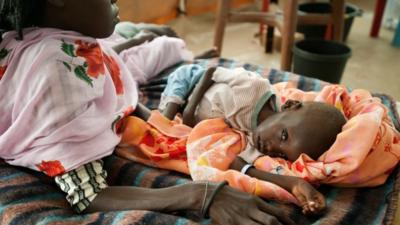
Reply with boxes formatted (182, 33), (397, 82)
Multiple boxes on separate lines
(254, 82), (400, 187)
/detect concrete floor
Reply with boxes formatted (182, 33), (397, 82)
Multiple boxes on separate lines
(168, 0), (400, 100)
(168, 0), (400, 223)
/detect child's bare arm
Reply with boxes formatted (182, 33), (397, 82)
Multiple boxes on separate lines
(112, 31), (157, 54)
(182, 67), (216, 126)
(85, 183), (295, 225)
(132, 103), (152, 121)
(230, 157), (326, 215)
(163, 102), (181, 120)
(85, 184), (202, 213)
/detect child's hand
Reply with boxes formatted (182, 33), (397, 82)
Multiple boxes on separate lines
(291, 178), (326, 215)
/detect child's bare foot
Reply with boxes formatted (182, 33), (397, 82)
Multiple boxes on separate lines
(194, 47), (220, 59)
(291, 178), (326, 215)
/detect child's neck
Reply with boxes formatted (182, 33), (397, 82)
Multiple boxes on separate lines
(257, 100), (277, 125)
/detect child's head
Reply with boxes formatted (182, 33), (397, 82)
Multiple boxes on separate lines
(253, 100), (346, 161)
(0, 0), (119, 39)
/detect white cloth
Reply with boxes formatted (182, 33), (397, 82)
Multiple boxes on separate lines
(194, 67), (280, 163)
(0, 28), (193, 176)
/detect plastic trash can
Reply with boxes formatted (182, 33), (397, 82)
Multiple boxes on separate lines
(297, 2), (362, 42)
(293, 40), (352, 83)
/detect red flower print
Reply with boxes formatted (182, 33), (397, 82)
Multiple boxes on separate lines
(141, 132), (155, 147)
(104, 54), (124, 95)
(394, 136), (399, 144)
(151, 155), (163, 162)
(36, 160), (65, 177)
(123, 106), (134, 117)
(0, 65), (7, 80)
(169, 146), (187, 159)
(113, 106), (135, 135)
(294, 161), (305, 173)
(384, 144), (392, 152)
(75, 40), (105, 78)
(373, 133), (382, 146)
(354, 95), (361, 103)
(281, 96), (286, 104)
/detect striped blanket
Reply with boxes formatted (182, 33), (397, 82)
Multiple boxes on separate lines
(1, 58), (399, 225)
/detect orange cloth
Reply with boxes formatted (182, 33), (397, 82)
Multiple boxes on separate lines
(117, 111), (191, 174)
(254, 83), (400, 187)
(186, 118), (297, 203)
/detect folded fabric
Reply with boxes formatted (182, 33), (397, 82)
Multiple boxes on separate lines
(117, 111), (191, 174)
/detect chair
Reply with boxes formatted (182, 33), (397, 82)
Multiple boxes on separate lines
(213, 0), (346, 71)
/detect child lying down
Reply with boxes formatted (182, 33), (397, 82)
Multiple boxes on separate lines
(117, 65), (400, 215)
(160, 65), (346, 212)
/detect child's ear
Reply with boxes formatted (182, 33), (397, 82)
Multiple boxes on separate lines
(281, 100), (302, 111)
(47, 0), (65, 7)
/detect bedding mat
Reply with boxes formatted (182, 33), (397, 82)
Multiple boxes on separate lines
(0, 58), (399, 225)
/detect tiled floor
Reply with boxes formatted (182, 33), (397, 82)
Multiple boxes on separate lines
(168, 0), (400, 100)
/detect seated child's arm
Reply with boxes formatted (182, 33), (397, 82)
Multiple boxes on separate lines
(163, 102), (181, 120)
(112, 31), (158, 54)
(84, 182), (295, 225)
(230, 157), (326, 215)
(182, 67), (217, 126)
(133, 103), (152, 121)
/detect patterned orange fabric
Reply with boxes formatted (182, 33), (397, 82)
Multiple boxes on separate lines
(117, 111), (191, 174)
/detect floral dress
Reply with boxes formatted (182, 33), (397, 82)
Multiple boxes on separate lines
(0, 27), (193, 212)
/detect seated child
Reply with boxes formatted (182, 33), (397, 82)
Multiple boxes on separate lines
(159, 64), (347, 214)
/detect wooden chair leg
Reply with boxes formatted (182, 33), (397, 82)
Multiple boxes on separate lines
(265, 26), (275, 52)
(281, 0), (298, 71)
(370, 0), (387, 38)
(214, 0), (231, 55)
(265, 0), (278, 53)
(331, 0), (345, 42)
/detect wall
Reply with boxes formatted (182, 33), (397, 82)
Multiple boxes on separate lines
(185, 0), (253, 16)
(117, 0), (179, 24)
(117, 0), (253, 24)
